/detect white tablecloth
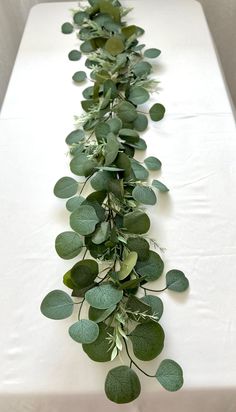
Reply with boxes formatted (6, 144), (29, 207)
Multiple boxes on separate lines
(0, 1), (236, 411)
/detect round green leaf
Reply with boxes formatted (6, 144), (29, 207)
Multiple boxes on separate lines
(105, 36), (125, 56)
(135, 251), (164, 281)
(132, 185), (157, 205)
(70, 259), (98, 288)
(73, 11), (89, 25)
(118, 252), (138, 280)
(129, 138), (147, 151)
(133, 113), (148, 132)
(133, 61), (152, 78)
(72, 71), (87, 83)
(66, 196), (85, 212)
(127, 237), (149, 261)
(130, 322), (165, 361)
(116, 102), (138, 122)
(69, 319), (99, 344)
(144, 48), (161, 58)
(144, 157), (162, 171)
(105, 133), (120, 166)
(68, 50), (81, 61)
(85, 283), (123, 309)
(149, 103), (165, 121)
(89, 305), (116, 323)
(156, 359), (183, 391)
(90, 171), (111, 191)
(131, 160), (149, 181)
(92, 221), (110, 244)
(40, 290), (74, 320)
(129, 87), (149, 105)
(65, 129), (85, 145)
(124, 210), (150, 234)
(83, 323), (114, 362)
(166, 270), (189, 292)
(61, 22), (73, 34)
(141, 295), (163, 321)
(55, 231), (83, 260)
(70, 205), (100, 235)
(80, 40), (95, 53)
(54, 177), (78, 199)
(107, 117), (122, 134)
(105, 366), (141, 404)
(95, 123), (110, 143)
(119, 128), (139, 143)
(152, 179), (169, 192)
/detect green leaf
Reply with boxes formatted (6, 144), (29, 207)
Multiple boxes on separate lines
(140, 295), (163, 321)
(129, 138), (147, 151)
(65, 129), (85, 145)
(130, 322), (165, 361)
(70, 259), (98, 289)
(131, 160), (149, 181)
(156, 359), (183, 391)
(72, 71), (87, 83)
(133, 61), (152, 77)
(144, 48), (161, 58)
(127, 237), (149, 261)
(68, 50), (81, 61)
(116, 102), (138, 122)
(40, 290), (74, 320)
(166, 270), (189, 292)
(61, 22), (73, 34)
(107, 117), (122, 134)
(95, 122), (110, 143)
(124, 210), (150, 234)
(118, 276), (145, 290)
(66, 196), (85, 212)
(82, 322), (114, 362)
(89, 305), (116, 323)
(80, 40), (95, 53)
(105, 36), (125, 56)
(70, 154), (88, 176)
(55, 231), (83, 260)
(115, 152), (131, 177)
(108, 178), (124, 200)
(144, 157), (162, 171)
(152, 179), (169, 192)
(105, 133), (120, 166)
(132, 185), (157, 205)
(135, 251), (164, 281)
(90, 171), (111, 191)
(118, 252), (138, 280)
(119, 128), (139, 143)
(126, 295), (152, 322)
(104, 79), (118, 100)
(129, 87), (149, 105)
(92, 221), (110, 244)
(133, 113), (148, 132)
(73, 11), (89, 25)
(149, 103), (165, 121)
(105, 366), (141, 404)
(70, 205), (100, 235)
(69, 319), (99, 344)
(54, 177), (78, 199)
(85, 283), (123, 309)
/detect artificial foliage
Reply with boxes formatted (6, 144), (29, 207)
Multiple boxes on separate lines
(41, 0), (189, 404)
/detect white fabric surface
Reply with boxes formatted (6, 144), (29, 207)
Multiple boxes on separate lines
(0, 1), (236, 411)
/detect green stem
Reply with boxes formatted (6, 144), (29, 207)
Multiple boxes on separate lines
(140, 285), (168, 293)
(78, 298), (85, 320)
(123, 339), (155, 378)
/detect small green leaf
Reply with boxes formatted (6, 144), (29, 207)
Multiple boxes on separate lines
(131, 160), (149, 181)
(70, 205), (100, 235)
(129, 87), (149, 105)
(133, 61), (152, 77)
(55, 231), (83, 259)
(149, 103), (165, 121)
(40, 290), (74, 320)
(144, 157), (162, 171)
(129, 138), (147, 151)
(130, 322), (165, 361)
(140, 295), (164, 321)
(83, 323), (114, 362)
(166, 270), (189, 292)
(69, 319), (99, 344)
(72, 71), (87, 83)
(107, 117), (122, 134)
(127, 237), (149, 261)
(133, 114), (148, 132)
(61, 22), (73, 34)
(66, 196), (85, 212)
(92, 221), (110, 244)
(126, 295), (152, 322)
(70, 259), (98, 289)
(119, 128), (139, 143)
(105, 366), (141, 404)
(132, 185), (157, 205)
(90, 171), (111, 191)
(54, 177), (78, 199)
(89, 305), (116, 323)
(104, 133), (120, 166)
(65, 129), (85, 145)
(95, 123), (110, 143)
(105, 36), (125, 56)
(144, 48), (161, 58)
(85, 283), (123, 309)
(116, 102), (137, 122)
(68, 50), (81, 61)
(80, 40), (95, 53)
(152, 179), (169, 192)
(156, 359), (183, 391)
(124, 210), (150, 234)
(73, 11), (89, 25)
(118, 252), (138, 280)
(135, 251), (164, 281)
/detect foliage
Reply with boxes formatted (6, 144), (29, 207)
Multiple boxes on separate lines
(41, 0), (189, 404)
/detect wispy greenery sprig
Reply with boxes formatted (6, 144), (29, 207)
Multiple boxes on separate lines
(41, 0), (189, 404)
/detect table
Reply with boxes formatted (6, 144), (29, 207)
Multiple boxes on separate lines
(1, 1), (236, 411)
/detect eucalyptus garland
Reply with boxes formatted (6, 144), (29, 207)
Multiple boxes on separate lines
(40, 0), (189, 404)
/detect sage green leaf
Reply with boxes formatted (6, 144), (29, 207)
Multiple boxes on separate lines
(129, 138), (147, 150)
(115, 152), (131, 178)
(152, 179), (169, 192)
(124, 210), (150, 234)
(70, 259), (98, 289)
(130, 322), (165, 361)
(132, 185), (157, 205)
(127, 237), (149, 261)
(133, 113), (148, 132)
(121, 25), (137, 39)
(118, 276), (145, 290)
(80, 40), (95, 53)
(66, 196), (85, 212)
(105, 36), (124, 56)
(70, 205), (99, 235)
(129, 87), (149, 105)
(149, 103), (165, 121)
(54, 177), (78, 199)
(135, 251), (164, 281)
(108, 178), (124, 200)
(105, 133), (120, 166)
(55, 231), (83, 260)
(144, 157), (162, 171)
(131, 160), (149, 181)
(40, 290), (74, 320)
(63, 270), (74, 289)
(126, 295), (152, 322)
(118, 252), (138, 280)
(92, 221), (110, 244)
(90, 171), (111, 191)
(105, 366), (141, 404)
(70, 153), (88, 176)
(166, 270), (189, 292)
(104, 79), (118, 99)
(144, 48), (161, 58)
(61, 22), (73, 34)
(83, 323), (114, 362)
(72, 71), (87, 83)
(116, 102), (138, 122)
(82, 86), (94, 99)
(107, 117), (122, 134)
(119, 128), (139, 143)
(133, 61), (152, 77)
(95, 122), (110, 143)
(65, 129), (85, 145)
(100, 0), (120, 22)
(69, 319), (99, 344)
(68, 50), (81, 61)
(73, 11), (89, 25)
(156, 359), (183, 391)
(141, 295), (164, 321)
(89, 305), (116, 323)
(85, 283), (123, 309)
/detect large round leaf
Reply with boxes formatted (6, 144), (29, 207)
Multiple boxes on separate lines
(66, 196), (85, 212)
(55, 231), (83, 260)
(133, 61), (152, 77)
(66, 129), (85, 145)
(71, 259), (98, 289)
(70, 205), (99, 235)
(69, 319), (99, 344)
(132, 185), (157, 205)
(135, 251), (164, 281)
(119, 128), (139, 143)
(105, 366), (141, 404)
(144, 157), (162, 171)
(149, 103), (165, 121)
(54, 177), (78, 199)
(166, 270), (189, 292)
(156, 359), (183, 391)
(92, 221), (110, 245)
(89, 305), (116, 323)
(131, 160), (149, 181)
(85, 283), (123, 309)
(72, 71), (87, 83)
(129, 86), (149, 105)
(116, 102), (137, 122)
(141, 295), (163, 321)
(107, 117), (122, 134)
(105, 36), (125, 56)
(40, 290), (74, 320)
(90, 171), (111, 191)
(130, 322), (165, 361)
(124, 210), (150, 234)
(83, 323), (114, 362)
(152, 179), (169, 192)
(127, 237), (149, 261)
(68, 50), (81, 61)
(61, 22), (73, 34)
(133, 113), (148, 132)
